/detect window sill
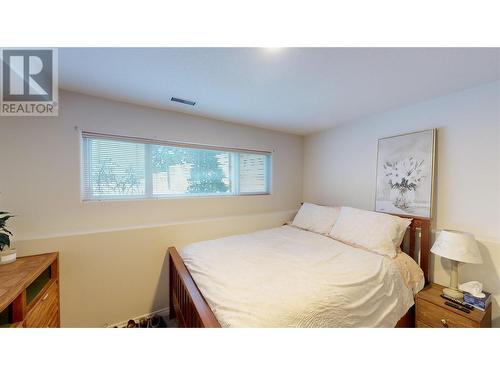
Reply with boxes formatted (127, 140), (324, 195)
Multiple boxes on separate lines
(81, 192), (271, 203)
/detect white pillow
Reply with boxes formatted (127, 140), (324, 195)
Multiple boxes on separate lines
(292, 203), (341, 235)
(329, 207), (412, 258)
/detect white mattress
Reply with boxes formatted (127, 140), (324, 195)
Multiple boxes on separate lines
(180, 225), (423, 328)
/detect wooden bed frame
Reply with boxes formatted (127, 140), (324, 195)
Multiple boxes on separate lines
(168, 214), (431, 328)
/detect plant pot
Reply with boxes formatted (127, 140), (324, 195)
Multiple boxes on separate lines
(0, 249), (16, 265)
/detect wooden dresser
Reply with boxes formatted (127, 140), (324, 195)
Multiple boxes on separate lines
(0, 252), (60, 328)
(416, 283), (491, 328)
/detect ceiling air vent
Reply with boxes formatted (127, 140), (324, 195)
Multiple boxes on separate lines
(171, 97), (196, 106)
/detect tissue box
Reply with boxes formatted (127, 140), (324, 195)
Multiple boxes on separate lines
(464, 291), (491, 311)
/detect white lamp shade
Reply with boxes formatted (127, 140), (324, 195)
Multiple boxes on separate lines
(431, 230), (482, 264)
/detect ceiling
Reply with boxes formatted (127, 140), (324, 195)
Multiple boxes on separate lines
(59, 48), (500, 135)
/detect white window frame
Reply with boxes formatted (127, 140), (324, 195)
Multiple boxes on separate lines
(81, 131), (273, 201)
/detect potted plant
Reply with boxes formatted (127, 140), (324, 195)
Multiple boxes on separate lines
(0, 212), (16, 265)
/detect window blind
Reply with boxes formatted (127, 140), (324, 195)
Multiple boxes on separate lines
(239, 153), (269, 194)
(81, 132), (271, 200)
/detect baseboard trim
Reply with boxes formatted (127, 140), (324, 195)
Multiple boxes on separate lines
(106, 307), (170, 328)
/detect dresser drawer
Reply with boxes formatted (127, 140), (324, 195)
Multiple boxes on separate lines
(25, 281), (60, 328)
(417, 299), (477, 328)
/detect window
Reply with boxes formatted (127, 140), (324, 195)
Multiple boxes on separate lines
(81, 132), (271, 200)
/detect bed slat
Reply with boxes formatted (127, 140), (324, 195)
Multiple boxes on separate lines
(396, 214), (431, 285)
(168, 247), (221, 328)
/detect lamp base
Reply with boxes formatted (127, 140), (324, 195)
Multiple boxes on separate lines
(443, 287), (464, 300)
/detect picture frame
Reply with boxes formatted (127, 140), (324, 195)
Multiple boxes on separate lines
(375, 129), (436, 218)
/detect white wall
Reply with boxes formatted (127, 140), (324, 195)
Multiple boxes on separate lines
(304, 82), (500, 326)
(0, 90), (303, 326)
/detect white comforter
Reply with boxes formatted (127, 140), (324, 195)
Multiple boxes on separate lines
(180, 225), (422, 327)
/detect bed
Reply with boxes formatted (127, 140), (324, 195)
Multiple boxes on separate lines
(168, 212), (430, 328)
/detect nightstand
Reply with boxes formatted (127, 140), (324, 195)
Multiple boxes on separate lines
(416, 283), (491, 328)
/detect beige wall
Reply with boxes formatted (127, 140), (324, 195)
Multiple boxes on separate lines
(0, 90), (303, 326)
(1, 90), (303, 240)
(14, 210), (295, 327)
(304, 82), (500, 326)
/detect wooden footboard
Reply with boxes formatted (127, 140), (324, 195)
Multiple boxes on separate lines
(168, 247), (221, 328)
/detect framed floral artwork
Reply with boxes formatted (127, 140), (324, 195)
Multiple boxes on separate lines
(375, 129), (436, 218)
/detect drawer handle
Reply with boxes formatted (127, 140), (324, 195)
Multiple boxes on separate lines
(42, 293), (49, 301)
(441, 319), (449, 328)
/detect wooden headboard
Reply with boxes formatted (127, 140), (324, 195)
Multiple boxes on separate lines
(395, 214), (431, 285)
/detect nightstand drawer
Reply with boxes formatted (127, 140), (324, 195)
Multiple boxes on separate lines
(417, 299), (476, 328)
(416, 320), (431, 328)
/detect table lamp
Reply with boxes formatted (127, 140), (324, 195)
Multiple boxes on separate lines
(430, 230), (482, 300)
